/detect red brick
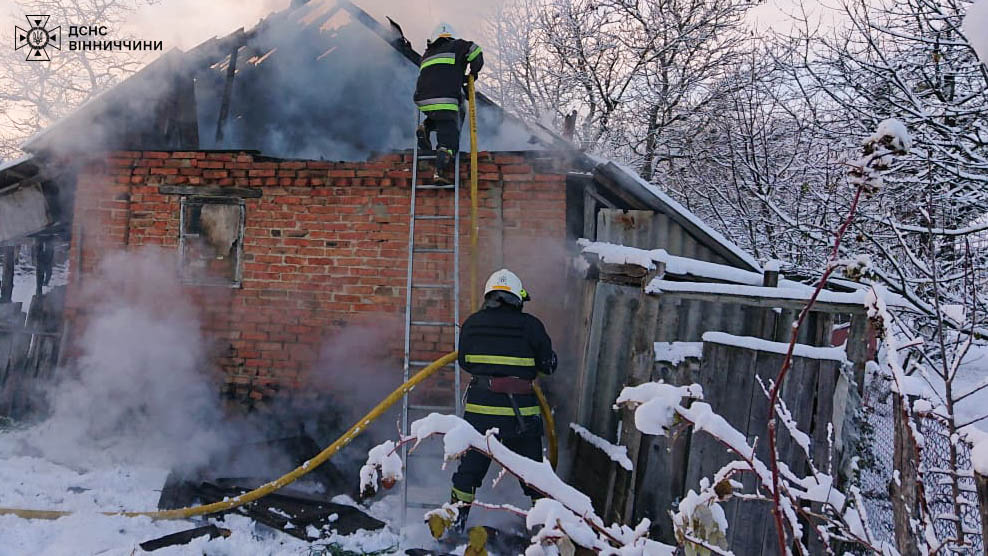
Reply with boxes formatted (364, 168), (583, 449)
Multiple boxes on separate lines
(70, 150), (568, 399)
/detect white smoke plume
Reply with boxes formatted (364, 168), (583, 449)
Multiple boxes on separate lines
(5, 248), (226, 471)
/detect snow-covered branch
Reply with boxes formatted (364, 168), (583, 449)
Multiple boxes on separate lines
(360, 414), (677, 555)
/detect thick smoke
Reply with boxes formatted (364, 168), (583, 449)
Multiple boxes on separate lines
(3, 247), (403, 484)
(187, 0), (538, 160)
(9, 0), (539, 160)
(11, 248), (226, 470)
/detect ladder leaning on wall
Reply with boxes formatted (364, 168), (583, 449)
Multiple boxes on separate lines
(399, 108), (463, 528)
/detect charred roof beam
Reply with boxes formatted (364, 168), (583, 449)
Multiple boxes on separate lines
(215, 45), (240, 144)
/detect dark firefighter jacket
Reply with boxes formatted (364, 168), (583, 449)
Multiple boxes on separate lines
(458, 303), (556, 436)
(413, 37), (484, 115)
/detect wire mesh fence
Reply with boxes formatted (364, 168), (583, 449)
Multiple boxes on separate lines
(858, 370), (984, 554)
(920, 417), (984, 554)
(859, 370), (896, 547)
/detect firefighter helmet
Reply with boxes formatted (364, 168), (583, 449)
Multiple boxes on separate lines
(431, 22), (455, 42)
(484, 269), (528, 303)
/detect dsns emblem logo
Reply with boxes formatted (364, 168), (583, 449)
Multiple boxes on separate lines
(15, 15), (61, 61)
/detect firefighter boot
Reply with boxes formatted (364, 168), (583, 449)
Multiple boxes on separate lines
(452, 502), (471, 534)
(434, 147), (454, 185)
(416, 125), (433, 152)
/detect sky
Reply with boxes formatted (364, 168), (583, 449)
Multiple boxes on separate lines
(3, 0), (823, 63)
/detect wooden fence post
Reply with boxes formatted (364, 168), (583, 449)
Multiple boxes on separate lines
(0, 246), (15, 303)
(760, 268), (779, 339)
(977, 471), (988, 548)
(892, 396), (922, 556)
(845, 315), (870, 395)
(617, 261), (662, 524)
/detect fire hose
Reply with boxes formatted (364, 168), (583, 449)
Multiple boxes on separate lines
(0, 351), (558, 520)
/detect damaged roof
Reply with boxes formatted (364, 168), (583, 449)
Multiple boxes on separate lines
(22, 0), (561, 158)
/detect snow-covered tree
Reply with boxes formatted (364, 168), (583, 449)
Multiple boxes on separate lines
(481, 0), (757, 177)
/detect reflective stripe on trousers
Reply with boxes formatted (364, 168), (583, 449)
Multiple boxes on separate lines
(464, 403), (540, 416)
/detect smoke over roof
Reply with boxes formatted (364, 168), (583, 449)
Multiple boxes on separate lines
(24, 0), (562, 160)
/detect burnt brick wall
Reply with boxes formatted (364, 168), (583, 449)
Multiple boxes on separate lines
(65, 150), (573, 400)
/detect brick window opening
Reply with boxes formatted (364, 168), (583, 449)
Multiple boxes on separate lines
(179, 196), (245, 287)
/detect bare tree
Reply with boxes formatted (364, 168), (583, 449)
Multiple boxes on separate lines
(482, 0), (756, 176)
(0, 0), (157, 160)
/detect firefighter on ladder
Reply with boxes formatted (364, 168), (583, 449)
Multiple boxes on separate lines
(413, 23), (484, 184)
(448, 269), (557, 532)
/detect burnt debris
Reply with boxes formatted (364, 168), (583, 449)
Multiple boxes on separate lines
(157, 432), (382, 541)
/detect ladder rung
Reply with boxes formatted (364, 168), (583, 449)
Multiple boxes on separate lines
(414, 215), (453, 220)
(416, 184), (455, 190)
(408, 404), (456, 412)
(410, 320), (455, 326)
(413, 248), (454, 253)
(411, 283), (453, 289)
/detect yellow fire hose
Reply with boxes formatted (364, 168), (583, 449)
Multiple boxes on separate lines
(467, 74), (480, 312)
(534, 383), (557, 468)
(0, 353), (558, 520)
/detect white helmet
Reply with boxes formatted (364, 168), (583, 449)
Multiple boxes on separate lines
(431, 22), (455, 42)
(484, 269), (527, 303)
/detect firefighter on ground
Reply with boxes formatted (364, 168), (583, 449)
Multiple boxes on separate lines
(413, 23), (484, 184)
(448, 269), (557, 532)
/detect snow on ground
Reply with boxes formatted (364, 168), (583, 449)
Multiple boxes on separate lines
(10, 259), (68, 314)
(952, 342), (988, 433)
(0, 426), (401, 555)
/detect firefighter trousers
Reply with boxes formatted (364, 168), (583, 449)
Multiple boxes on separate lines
(451, 428), (543, 500)
(422, 104), (465, 154)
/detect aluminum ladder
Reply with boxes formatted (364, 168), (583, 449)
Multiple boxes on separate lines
(400, 112), (463, 528)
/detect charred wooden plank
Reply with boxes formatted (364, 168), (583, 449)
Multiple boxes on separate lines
(139, 525), (230, 551)
(0, 247), (14, 303)
(214, 45), (239, 143)
(158, 186), (262, 198)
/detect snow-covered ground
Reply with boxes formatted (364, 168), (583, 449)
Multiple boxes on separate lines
(10, 256), (68, 314)
(0, 428), (404, 555)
